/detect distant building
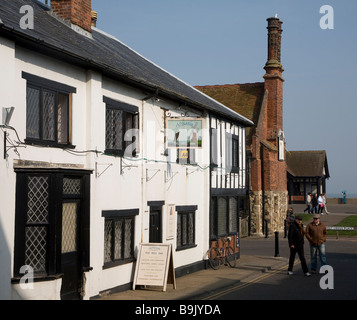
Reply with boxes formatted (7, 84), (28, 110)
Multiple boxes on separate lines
(286, 150), (330, 203)
(196, 17), (288, 236)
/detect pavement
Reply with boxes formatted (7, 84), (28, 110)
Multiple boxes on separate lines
(98, 204), (357, 301)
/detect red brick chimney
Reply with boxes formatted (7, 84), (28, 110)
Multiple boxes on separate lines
(263, 17), (284, 142)
(51, 0), (92, 33)
(262, 16), (287, 192)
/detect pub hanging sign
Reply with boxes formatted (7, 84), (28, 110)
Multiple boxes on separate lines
(167, 119), (203, 149)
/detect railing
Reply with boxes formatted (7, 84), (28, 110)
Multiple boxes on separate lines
(326, 226), (356, 239)
(326, 226), (356, 231)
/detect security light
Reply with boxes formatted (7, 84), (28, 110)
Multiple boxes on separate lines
(2, 107), (15, 126)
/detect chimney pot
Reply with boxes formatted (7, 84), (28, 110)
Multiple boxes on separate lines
(91, 11), (97, 27)
(265, 17), (283, 71)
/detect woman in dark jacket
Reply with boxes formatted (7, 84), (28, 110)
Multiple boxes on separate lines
(287, 216), (311, 276)
(311, 193), (319, 213)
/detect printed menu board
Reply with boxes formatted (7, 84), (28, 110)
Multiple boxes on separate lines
(133, 243), (176, 292)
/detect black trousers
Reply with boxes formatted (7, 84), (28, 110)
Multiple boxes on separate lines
(288, 246), (309, 273)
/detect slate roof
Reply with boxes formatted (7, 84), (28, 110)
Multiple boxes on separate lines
(0, 0), (253, 126)
(286, 150), (330, 178)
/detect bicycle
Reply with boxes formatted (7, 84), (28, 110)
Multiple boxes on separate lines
(208, 236), (237, 270)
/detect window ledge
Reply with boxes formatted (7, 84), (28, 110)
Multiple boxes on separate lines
(11, 273), (63, 284)
(176, 244), (197, 252)
(25, 139), (76, 150)
(102, 258), (136, 270)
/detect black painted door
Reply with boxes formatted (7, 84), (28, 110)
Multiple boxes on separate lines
(149, 209), (162, 243)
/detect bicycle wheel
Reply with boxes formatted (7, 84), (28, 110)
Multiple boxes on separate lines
(208, 247), (221, 270)
(226, 246), (237, 268)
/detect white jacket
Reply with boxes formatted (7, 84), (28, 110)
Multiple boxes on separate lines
(318, 195), (325, 206)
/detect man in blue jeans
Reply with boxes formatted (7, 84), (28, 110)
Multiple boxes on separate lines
(306, 214), (328, 273)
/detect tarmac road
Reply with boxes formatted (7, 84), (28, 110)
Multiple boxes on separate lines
(99, 205), (357, 302)
(208, 238), (357, 300)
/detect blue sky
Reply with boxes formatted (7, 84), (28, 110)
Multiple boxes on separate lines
(90, 0), (356, 196)
(46, 1), (357, 196)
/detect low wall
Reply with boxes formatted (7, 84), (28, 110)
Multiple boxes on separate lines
(327, 198), (357, 205)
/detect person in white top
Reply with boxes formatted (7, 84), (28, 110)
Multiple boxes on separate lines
(321, 193), (329, 214)
(304, 192), (312, 213)
(318, 194), (325, 214)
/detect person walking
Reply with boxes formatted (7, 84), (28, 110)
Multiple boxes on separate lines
(287, 215), (311, 276)
(305, 214), (328, 274)
(322, 193), (329, 214)
(311, 193), (319, 214)
(304, 192), (312, 213)
(286, 207), (295, 229)
(318, 194), (325, 214)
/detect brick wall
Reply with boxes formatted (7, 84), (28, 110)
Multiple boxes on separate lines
(247, 17), (288, 235)
(51, 0), (92, 33)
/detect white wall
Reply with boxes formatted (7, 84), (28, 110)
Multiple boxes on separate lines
(0, 41), (212, 299)
(0, 36), (16, 300)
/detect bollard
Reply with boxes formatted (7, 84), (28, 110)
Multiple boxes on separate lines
(284, 219), (287, 238)
(274, 231), (280, 257)
(265, 220), (269, 238)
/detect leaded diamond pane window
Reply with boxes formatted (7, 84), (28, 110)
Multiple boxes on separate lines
(182, 214), (187, 245)
(27, 176), (49, 223)
(177, 217), (181, 248)
(124, 219), (133, 259)
(210, 196), (239, 238)
(25, 77), (72, 146)
(26, 86), (40, 139)
(62, 202), (78, 254)
(25, 226), (47, 273)
(114, 220), (122, 260)
(58, 93), (69, 144)
(177, 210), (196, 250)
(218, 197), (227, 235)
(229, 197), (238, 233)
(188, 213), (194, 244)
(103, 216), (134, 267)
(106, 108), (123, 151)
(104, 98), (139, 157)
(232, 136), (239, 172)
(24, 175), (50, 274)
(104, 220), (112, 264)
(63, 178), (81, 195)
(43, 90), (56, 141)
